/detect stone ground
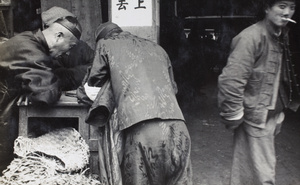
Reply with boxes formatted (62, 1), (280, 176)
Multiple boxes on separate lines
(181, 77), (300, 185)
(1, 75), (299, 185)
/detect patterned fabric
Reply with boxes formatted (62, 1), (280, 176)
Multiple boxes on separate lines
(121, 119), (192, 185)
(97, 111), (123, 185)
(87, 30), (192, 184)
(96, 110), (192, 185)
(88, 31), (185, 130)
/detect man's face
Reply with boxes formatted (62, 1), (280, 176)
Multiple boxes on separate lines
(49, 32), (77, 58)
(266, 1), (296, 28)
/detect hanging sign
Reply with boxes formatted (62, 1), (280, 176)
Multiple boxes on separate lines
(111, 0), (152, 27)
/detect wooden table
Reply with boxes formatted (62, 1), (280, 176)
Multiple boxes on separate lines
(17, 93), (100, 174)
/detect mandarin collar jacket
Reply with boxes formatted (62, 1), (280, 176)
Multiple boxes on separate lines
(218, 19), (295, 128)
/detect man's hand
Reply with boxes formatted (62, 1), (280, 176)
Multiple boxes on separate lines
(83, 83), (101, 101)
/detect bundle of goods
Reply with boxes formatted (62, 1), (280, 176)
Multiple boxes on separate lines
(0, 127), (101, 185)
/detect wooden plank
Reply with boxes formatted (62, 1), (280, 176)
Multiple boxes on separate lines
(0, 5), (13, 37)
(18, 106), (28, 136)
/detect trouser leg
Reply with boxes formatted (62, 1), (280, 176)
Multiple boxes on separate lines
(230, 113), (284, 185)
(230, 125), (276, 185)
(121, 119), (193, 185)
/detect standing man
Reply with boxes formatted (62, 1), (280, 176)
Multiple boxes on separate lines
(86, 22), (192, 185)
(0, 16), (82, 173)
(218, 0), (299, 184)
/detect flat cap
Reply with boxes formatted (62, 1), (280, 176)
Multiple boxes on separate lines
(42, 6), (75, 26)
(55, 16), (82, 40)
(95, 22), (122, 42)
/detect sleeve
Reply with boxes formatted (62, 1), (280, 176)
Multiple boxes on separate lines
(85, 80), (116, 127)
(87, 42), (109, 87)
(218, 33), (257, 121)
(76, 66), (116, 127)
(164, 49), (178, 94)
(10, 39), (62, 105)
(53, 41), (95, 91)
(16, 69), (62, 104)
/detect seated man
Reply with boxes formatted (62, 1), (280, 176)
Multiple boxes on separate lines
(0, 16), (82, 174)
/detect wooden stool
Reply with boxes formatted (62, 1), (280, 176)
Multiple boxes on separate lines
(17, 94), (99, 174)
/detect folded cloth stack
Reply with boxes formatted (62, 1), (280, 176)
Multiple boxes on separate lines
(0, 127), (101, 185)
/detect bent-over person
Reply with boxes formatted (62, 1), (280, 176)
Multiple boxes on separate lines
(86, 22), (193, 185)
(0, 16), (82, 174)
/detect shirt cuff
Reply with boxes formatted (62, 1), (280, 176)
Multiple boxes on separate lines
(220, 108), (244, 121)
(225, 111), (244, 120)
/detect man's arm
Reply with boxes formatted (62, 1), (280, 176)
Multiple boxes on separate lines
(218, 34), (256, 129)
(87, 43), (109, 87)
(52, 41), (95, 91)
(1, 35), (62, 105)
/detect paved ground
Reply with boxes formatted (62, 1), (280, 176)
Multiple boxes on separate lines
(1, 75), (299, 185)
(180, 77), (300, 185)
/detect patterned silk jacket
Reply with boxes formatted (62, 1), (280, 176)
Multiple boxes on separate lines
(88, 31), (185, 130)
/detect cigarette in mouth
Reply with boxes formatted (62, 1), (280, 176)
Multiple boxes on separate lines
(282, 17), (297, 23)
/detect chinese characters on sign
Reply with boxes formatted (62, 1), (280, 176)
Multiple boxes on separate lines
(112, 0), (152, 27)
(116, 0), (128, 10)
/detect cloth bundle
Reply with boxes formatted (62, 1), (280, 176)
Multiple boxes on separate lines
(0, 127), (101, 185)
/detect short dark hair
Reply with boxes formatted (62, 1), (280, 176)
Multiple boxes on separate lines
(264, 0), (295, 8)
(256, 0), (296, 20)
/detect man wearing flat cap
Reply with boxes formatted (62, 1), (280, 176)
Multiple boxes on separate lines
(42, 6), (94, 91)
(85, 22), (193, 185)
(0, 14), (82, 174)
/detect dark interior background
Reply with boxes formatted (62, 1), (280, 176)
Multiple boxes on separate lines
(159, 0), (300, 106)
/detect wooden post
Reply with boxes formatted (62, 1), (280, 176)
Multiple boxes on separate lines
(0, 0), (14, 38)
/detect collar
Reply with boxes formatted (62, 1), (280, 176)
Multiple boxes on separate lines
(262, 19), (289, 41)
(33, 29), (50, 55)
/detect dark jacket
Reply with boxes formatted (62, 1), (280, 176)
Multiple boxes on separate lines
(0, 29), (61, 123)
(52, 40), (94, 91)
(218, 19), (300, 129)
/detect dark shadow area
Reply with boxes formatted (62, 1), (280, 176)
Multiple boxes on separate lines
(28, 117), (79, 137)
(13, 0), (42, 33)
